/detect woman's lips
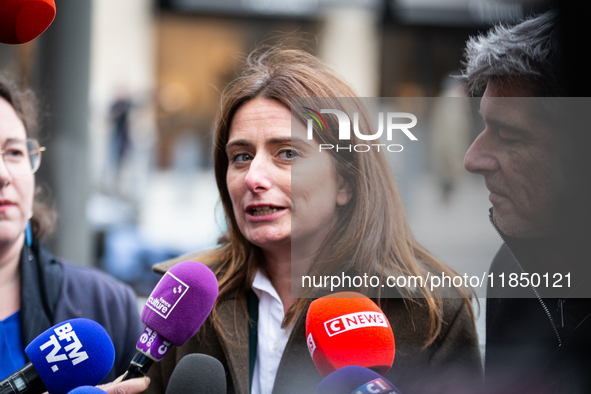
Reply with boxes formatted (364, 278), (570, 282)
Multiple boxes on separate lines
(245, 205), (287, 221)
(250, 206), (283, 216)
(0, 200), (15, 212)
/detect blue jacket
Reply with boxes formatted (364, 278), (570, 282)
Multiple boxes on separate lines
(20, 241), (143, 383)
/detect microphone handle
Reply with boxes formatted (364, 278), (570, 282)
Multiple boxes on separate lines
(122, 353), (154, 381)
(0, 363), (47, 394)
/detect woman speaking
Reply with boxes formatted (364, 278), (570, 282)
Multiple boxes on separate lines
(146, 47), (482, 394)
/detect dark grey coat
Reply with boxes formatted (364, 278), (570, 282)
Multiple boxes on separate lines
(486, 233), (591, 393)
(20, 242), (143, 383)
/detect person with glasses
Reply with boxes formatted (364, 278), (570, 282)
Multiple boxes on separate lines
(0, 76), (150, 393)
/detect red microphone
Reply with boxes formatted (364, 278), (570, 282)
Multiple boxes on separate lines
(0, 0), (56, 44)
(305, 292), (395, 378)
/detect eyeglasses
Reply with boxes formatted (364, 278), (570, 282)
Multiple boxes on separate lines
(0, 138), (45, 177)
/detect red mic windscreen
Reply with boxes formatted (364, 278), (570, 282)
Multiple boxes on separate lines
(0, 0), (56, 44)
(305, 292), (395, 377)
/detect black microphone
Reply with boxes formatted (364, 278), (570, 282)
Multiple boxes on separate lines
(165, 354), (226, 394)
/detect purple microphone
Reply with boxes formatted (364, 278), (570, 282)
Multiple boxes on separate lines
(122, 261), (218, 380)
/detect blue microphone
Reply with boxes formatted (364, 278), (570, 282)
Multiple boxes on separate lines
(66, 387), (107, 394)
(0, 318), (115, 394)
(316, 366), (402, 394)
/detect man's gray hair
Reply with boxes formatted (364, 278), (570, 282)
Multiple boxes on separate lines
(461, 11), (564, 96)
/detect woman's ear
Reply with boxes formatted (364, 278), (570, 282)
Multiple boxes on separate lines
(336, 175), (353, 206)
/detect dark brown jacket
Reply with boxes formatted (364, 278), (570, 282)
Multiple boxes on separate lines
(145, 254), (483, 394)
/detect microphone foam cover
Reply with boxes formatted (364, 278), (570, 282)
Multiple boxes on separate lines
(25, 318), (115, 394)
(316, 366), (401, 394)
(0, 0), (56, 44)
(141, 261), (218, 346)
(306, 292), (395, 377)
(67, 387), (108, 394)
(166, 354), (226, 394)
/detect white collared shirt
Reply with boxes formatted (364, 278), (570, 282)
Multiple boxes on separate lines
(251, 270), (294, 394)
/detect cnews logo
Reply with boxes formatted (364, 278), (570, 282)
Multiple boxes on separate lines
(39, 323), (89, 372)
(353, 378), (395, 394)
(303, 108), (417, 153)
(324, 311), (388, 337)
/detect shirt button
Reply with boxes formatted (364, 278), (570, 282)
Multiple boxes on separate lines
(272, 342), (280, 351)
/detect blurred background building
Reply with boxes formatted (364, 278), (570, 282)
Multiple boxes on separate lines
(1, 0), (571, 355)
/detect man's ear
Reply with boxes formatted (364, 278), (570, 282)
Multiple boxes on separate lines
(336, 175), (353, 206)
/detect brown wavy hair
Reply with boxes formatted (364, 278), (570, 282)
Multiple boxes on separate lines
(201, 46), (473, 346)
(0, 75), (56, 240)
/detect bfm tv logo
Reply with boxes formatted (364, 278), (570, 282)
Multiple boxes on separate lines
(39, 322), (89, 372)
(324, 311), (388, 337)
(303, 108), (417, 153)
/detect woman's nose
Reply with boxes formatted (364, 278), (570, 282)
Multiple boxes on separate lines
(244, 155), (272, 193)
(0, 158), (12, 187)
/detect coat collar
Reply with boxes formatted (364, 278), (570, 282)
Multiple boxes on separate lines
(152, 249), (215, 274)
(217, 294), (250, 394)
(20, 242), (63, 348)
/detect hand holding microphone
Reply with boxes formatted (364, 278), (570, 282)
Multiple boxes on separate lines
(0, 318), (114, 394)
(122, 261), (218, 380)
(305, 292), (395, 377)
(97, 377), (150, 394)
(66, 378), (149, 394)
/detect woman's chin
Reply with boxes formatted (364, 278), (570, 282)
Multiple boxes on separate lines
(0, 229), (24, 250)
(248, 233), (291, 251)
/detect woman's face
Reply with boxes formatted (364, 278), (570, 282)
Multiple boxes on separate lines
(0, 98), (35, 249)
(225, 98), (351, 255)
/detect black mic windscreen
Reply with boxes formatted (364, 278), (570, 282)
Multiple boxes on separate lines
(165, 354), (226, 394)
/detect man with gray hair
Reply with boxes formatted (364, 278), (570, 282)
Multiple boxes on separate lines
(462, 11), (591, 393)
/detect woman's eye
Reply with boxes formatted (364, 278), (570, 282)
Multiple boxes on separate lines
(278, 149), (298, 160)
(4, 149), (25, 159)
(231, 153), (253, 163)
